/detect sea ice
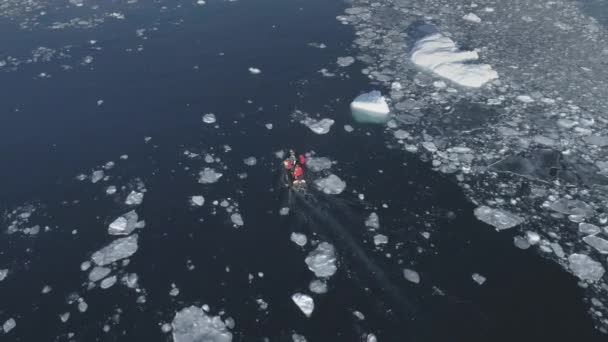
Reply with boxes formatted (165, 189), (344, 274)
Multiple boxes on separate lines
(403, 269), (420, 284)
(202, 113), (217, 124)
(243, 157), (257, 166)
(230, 213), (244, 227)
(290, 232), (307, 246)
(305, 242), (337, 278)
(88, 266), (112, 282)
(248, 67), (261, 74)
(172, 306), (232, 342)
(108, 210), (142, 235)
(474, 206), (524, 230)
(365, 212), (380, 229)
(125, 191), (144, 206)
(291, 293), (314, 317)
(306, 157), (332, 172)
(568, 253), (605, 282)
(314, 174), (346, 195)
(350, 91), (390, 123)
(91, 235), (139, 266)
(472, 273), (486, 285)
(300, 117), (335, 134)
(463, 13), (482, 23)
(579, 223), (601, 235)
(199, 168), (223, 184)
(373, 234), (388, 245)
(411, 33), (498, 88)
(309, 279), (328, 294)
(191, 196), (205, 206)
(0, 269), (8, 281)
(292, 333), (307, 342)
(337, 56), (355, 67)
(100, 275), (117, 289)
(583, 236), (608, 254)
(91, 170), (105, 183)
(3, 318), (16, 333)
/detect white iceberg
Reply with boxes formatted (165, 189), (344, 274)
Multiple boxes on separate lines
(88, 266), (111, 282)
(350, 91), (390, 124)
(403, 268), (420, 284)
(306, 157), (332, 172)
(3, 318), (16, 333)
(172, 306), (232, 342)
(301, 117), (335, 134)
(248, 67), (261, 74)
(191, 196), (205, 206)
(199, 168), (223, 184)
(305, 242), (337, 278)
(365, 212), (380, 229)
(108, 210), (143, 235)
(314, 174), (346, 195)
(474, 206), (524, 230)
(230, 213), (244, 227)
(411, 33), (498, 88)
(91, 234), (139, 266)
(202, 113), (217, 124)
(291, 293), (314, 317)
(309, 279), (328, 294)
(290, 232), (308, 246)
(463, 13), (482, 23)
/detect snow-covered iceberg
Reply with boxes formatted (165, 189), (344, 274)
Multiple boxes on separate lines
(350, 91), (390, 124)
(411, 33), (498, 88)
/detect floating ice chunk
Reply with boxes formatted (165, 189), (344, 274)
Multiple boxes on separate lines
(583, 236), (608, 254)
(474, 206), (524, 230)
(353, 311), (365, 320)
(365, 212), (380, 229)
(2, 318), (15, 333)
(525, 231), (541, 245)
(344, 125), (354, 132)
(162, 323), (173, 333)
(291, 293), (314, 317)
(202, 113), (217, 124)
(579, 223), (601, 235)
(265, 123), (273, 130)
(243, 157), (257, 166)
(100, 275), (117, 289)
(199, 168), (223, 184)
(337, 56), (355, 67)
(513, 236), (530, 249)
(106, 186), (117, 195)
(42, 285), (52, 294)
(59, 312), (70, 323)
(91, 170), (105, 183)
(78, 301), (88, 312)
(350, 91), (390, 124)
(0, 269), (8, 281)
(108, 210), (141, 235)
(314, 174), (346, 195)
(394, 129), (410, 140)
(422, 141), (437, 153)
(88, 266), (111, 282)
(292, 333), (307, 342)
(463, 13), (482, 23)
(290, 232), (307, 246)
(472, 273), (486, 285)
(230, 213), (244, 227)
(549, 199), (594, 217)
(191, 196), (205, 206)
(279, 207), (290, 216)
(172, 306), (232, 342)
(568, 253), (605, 282)
(305, 242), (337, 278)
(373, 234), (388, 246)
(516, 95), (534, 103)
(300, 117), (335, 134)
(403, 269), (420, 284)
(123, 273), (139, 288)
(125, 191), (144, 206)
(248, 67), (261, 74)
(309, 279), (328, 294)
(411, 33), (498, 88)
(306, 157), (332, 172)
(91, 234), (139, 266)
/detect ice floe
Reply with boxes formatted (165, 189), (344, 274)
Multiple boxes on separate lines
(108, 210), (144, 235)
(350, 91), (390, 124)
(365, 212), (380, 229)
(172, 306), (232, 342)
(88, 266), (112, 282)
(309, 279), (328, 294)
(337, 56), (355, 67)
(411, 33), (498, 88)
(290, 232), (307, 246)
(472, 273), (487, 285)
(191, 196), (205, 207)
(403, 269), (420, 284)
(100, 275), (117, 289)
(291, 293), (314, 317)
(314, 174), (346, 195)
(202, 113), (217, 124)
(568, 254), (605, 282)
(305, 242), (337, 278)
(91, 235), (139, 266)
(248, 67), (261, 74)
(300, 117), (335, 134)
(125, 191), (144, 206)
(306, 157), (332, 172)
(582, 236), (608, 254)
(3, 318), (16, 333)
(474, 206), (524, 230)
(463, 13), (481, 23)
(230, 213), (244, 227)
(199, 168), (223, 184)
(0, 269), (8, 282)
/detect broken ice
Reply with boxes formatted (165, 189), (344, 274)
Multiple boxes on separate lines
(108, 210), (143, 235)
(202, 113), (217, 124)
(125, 191), (144, 206)
(306, 157), (332, 172)
(314, 174), (346, 195)
(305, 242), (337, 278)
(300, 117), (335, 134)
(403, 269), (420, 284)
(199, 168), (223, 184)
(291, 293), (314, 317)
(411, 33), (498, 88)
(472, 273), (487, 285)
(309, 279), (328, 294)
(337, 56), (355, 67)
(91, 234), (139, 266)
(243, 157), (257, 166)
(474, 206), (524, 230)
(172, 306), (232, 342)
(88, 266), (111, 282)
(365, 212), (380, 229)
(3, 318), (16, 333)
(350, 91), (390, 124)
(191, 196), (205, 206)
(230, 213), (244, 227)
(290, 232), (307, 246)
(583, 236), (608, 254)
(0, 269), (8, 281)
(568, 253), (605, 282)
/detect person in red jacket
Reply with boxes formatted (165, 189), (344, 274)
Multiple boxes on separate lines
(283, 149), (305, 185)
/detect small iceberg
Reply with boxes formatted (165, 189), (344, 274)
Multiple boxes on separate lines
(350, 91), (390, 124)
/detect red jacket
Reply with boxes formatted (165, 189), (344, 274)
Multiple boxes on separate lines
(283, 155), (305, 179)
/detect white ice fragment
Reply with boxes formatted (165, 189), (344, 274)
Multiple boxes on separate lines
(91, 235), (139, 266)
(314, 174), (346, 195)
(309, 279), (328, 294)
(172, 306), (233, 342)
(305, 242), (337, 278)
(91, 170), (105, 183)
(394, 129), (410, 140)
(88, 266), (112, 282)
(373, 234), (388, 246)
(243, 157), (257, 166)
(191, 196), (205, 206)
(291, 293), (314, 317)
(513, 236), (530, 249)
(516, 95), (534, 103)
(472, 273), (486, 285)
(97, 99), (104, 106)
(568, 253), (605, 282)
(300, 117), (335, 134)
(290, 232), (308, 246)
(161, 323), (173, 333)
(365, 212), (380, 229)
(230, 213), (244, 227)
(108, 210), (141, 235)
(344, 125), (354, 132)
(42, 285), (52, 294)
(265, 123), (273, 130)
(463, 13), (482, 23)
(0, 269), (8, 281)
(100, 275), (117, 289)
(279, 207), (290, 216)
(248, 67), (261, 74)
(525, 231), (541, 245)
(411, 33), (498, 88)
(366, 334), (378, 342)
(306, 157), (332, 172)
(579, 223), (601, 235)
(202, 113), (217, 124)
(403, 269), (420, 284)
(3, 318), (16, 333)
(583, 235), (608, 254)
(337, 56), (355, 67)
(350, 91), (390, 124)
(199, 168), (223, 184)
(125, 191), (144, 206)
(293, 333), (307, 342)
(474, 206), (524, 230)
(106, 186), (117, 195)
(78, 301), (88, 312)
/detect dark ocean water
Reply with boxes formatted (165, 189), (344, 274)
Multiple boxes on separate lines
(0, 0), (604, 341)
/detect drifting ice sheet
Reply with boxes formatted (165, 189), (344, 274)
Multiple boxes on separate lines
(91, 234), (139, 266)
(172, 306), (232, 342)
(350, 91), (390, 124)
(411, 33), (498, 88)
(292, 293), (314, 317)
(474, 206), (524, 230)
(305, 242), (337, 278)
(314, 174), (346, 195)
(300, 117), (335, 134)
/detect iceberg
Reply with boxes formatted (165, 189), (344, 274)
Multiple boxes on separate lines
(202, 113), (216, 124)
(3, 318), (16, 333)
(291, 293), (314, 317)
(305, 242), (337, 278)
(314, 174), (346, 195)
(350, 91), (390, 124)
(0, 269), (8, 281)
(230, 213), (244, 227)
(91, 234), (139, 266)
(365, 212), (380, 229)
(172, 306), (232, 342)
(411, 33), (498, 88)
(100, 275), (117, 289)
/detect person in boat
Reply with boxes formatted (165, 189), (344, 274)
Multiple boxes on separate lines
(283, 149), (305, 184)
